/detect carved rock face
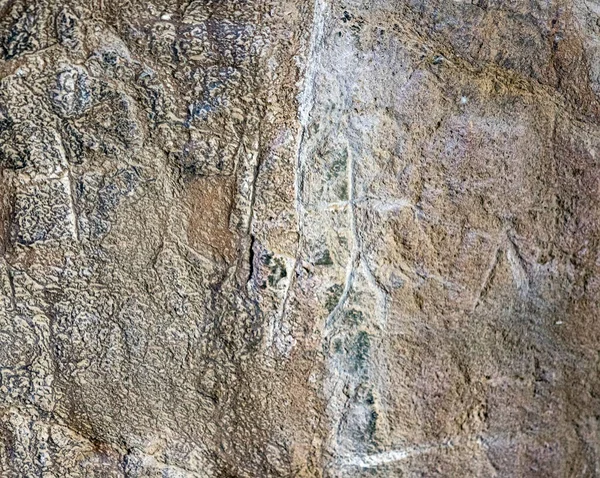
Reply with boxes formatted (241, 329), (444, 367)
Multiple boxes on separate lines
(1, 0), (600, 476)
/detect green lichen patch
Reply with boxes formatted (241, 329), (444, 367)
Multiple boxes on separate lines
(325, 284), (344, 313)
(325, 149), (348, 181)
(344, 309), (364, 326)
(267, 257), (287, 288)
(314, 249), (334, 266)
(350, 331), (370, 373)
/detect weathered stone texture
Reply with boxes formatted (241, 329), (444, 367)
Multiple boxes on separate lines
(2, 0), (600, 476)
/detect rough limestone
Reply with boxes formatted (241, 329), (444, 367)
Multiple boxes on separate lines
(2, 0), (600, 476)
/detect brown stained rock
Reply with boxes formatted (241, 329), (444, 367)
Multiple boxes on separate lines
(185, 176), (236, 264)
(2, 0), (600, 476)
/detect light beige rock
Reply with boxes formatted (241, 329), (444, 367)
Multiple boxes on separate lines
(1, 0), (600, 476)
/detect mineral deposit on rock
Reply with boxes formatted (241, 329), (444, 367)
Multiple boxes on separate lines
(1, 0), (600, 476)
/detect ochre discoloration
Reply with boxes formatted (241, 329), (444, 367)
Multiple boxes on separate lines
(3, 0), (600, 476)
(185, 176), (236, 264)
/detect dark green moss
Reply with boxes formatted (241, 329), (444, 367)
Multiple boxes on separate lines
(337, 181), (349, 200)
(267, 257), (287, 287)
(264, 251), (273, 266)
(350, 331), (370, 372)
(315, 249), (333, 266)
(344, 309), (364, 326)
(366, 408), (378, 441)
(325, 284), (344, 313)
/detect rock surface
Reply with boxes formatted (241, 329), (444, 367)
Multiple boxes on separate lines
(1, 0), (600, 476)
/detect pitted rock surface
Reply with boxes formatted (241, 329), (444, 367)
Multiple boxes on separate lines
(1, 0), (600, 477)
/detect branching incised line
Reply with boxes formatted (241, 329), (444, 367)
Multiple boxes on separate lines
(472, 229), (532, 312)
(471, 240), (502, 314)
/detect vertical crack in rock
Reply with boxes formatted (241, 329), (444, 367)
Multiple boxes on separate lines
(282, 0), (330, 328)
